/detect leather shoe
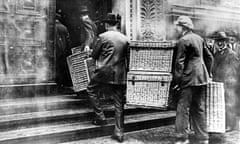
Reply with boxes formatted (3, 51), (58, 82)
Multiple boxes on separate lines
(111, 134), (124, 143)
(92, 119), (107, 126)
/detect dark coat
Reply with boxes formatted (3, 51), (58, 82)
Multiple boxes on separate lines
(213, 48), (239, 85)
(55, 20), (71, 57)
(91, 30), (129, 85)
(174, 31), (213, 88)
(55, 20), (72, 86)
(80, 16), (97, 50)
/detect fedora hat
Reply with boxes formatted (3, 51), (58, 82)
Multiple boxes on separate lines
(103, 13), (120, 24)
(210, 31), (229, 41)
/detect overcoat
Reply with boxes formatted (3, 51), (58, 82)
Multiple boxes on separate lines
(91, 30), (129, 85)
(80, 17), (97, 50)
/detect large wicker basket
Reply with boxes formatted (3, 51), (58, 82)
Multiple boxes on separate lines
(67, 51), (95, 92)
(129, 41), (175, 72)
(126, 71), (172, 109)
(205, 81), (225, 133)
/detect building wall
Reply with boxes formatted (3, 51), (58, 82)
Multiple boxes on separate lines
(0, 0), (55, 84)
(112, 0), (126, 33)
(125, 0), (240, 41)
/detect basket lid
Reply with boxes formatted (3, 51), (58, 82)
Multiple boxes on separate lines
(130, 41), (176, 48)
(127, 71), (172, 82)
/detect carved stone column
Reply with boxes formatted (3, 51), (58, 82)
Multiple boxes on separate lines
(126, 0), (167, 41)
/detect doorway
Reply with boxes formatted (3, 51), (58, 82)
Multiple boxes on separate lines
(56, 0), (112, 47)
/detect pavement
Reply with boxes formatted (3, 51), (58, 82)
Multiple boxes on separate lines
(63, 125), (240, 144)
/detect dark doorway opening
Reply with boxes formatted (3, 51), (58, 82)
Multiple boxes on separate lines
(56, 0), (112, 47)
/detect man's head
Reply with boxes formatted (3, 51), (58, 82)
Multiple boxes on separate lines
(102, 13), (120, 31)
(174, 16), (194, 36)
(211, 32), (229, 52)
(56, 9), (62, 22)
(79, 5), (89, 17)
(227, 31), (238, 44)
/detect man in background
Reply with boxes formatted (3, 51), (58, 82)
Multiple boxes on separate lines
(79, 6), (98, 52)
(212, 31), (239, 132)
(55, 11), (72, 87)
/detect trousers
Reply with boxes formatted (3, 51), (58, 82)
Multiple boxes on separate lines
(87, 80), (126, 136)
(175, 86), (209, 140)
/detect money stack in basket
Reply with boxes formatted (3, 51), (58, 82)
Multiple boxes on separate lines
(126, 41), (175, 109)
(205, 81), (226, 133)
(67, 46), (95, 92)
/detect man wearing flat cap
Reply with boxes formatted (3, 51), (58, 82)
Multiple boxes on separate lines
(79, 5), (97, 52)
(173, 16), (213, 144)
(86, 13), (128, 143)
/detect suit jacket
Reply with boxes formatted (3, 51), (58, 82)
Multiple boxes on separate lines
(174, 31), (213, 88)
(80, 17), (97, 50)
(91, 30), (129, 85)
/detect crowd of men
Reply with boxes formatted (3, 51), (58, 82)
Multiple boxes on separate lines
(55, 5), (240, 144)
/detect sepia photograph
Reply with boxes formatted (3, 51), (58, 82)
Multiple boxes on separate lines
(0, 0), (240, 144)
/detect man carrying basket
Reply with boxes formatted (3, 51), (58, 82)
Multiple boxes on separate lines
(173, 16), (214, 144)
(86, 13), (129, 143)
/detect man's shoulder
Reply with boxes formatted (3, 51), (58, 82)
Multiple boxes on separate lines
(100, 31), (128, 40)
(56, 21), (68, 31)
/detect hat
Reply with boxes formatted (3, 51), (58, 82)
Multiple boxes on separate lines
(174, 16), (194, 30)
(79, 5), (88, 13)
(226, 30), (239, 39)
(56, 13), (61, 20)
(103, 13), (120, 24)
(210, 31), (229, 41)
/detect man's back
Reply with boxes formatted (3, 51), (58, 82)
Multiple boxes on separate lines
(175, 31), (210, 87)
(92, 30), (129, 85)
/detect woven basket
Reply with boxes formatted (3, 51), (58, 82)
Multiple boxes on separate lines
(71, 46), (84, 54)
(129, 41), (175, 72)
(126, 71), (172, 109)
(67, 51), (95, 92)
(205, 81), (225, 133)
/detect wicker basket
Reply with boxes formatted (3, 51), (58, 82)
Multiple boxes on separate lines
(126, 71), (172, 109)
(129, 41), (175, 72)
(205, 81), (225, 133)
(71, 46), (84, 54)
(67, 51), (95, 92)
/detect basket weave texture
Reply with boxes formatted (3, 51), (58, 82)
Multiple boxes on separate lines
(71, 46), (84, 54)
(129, 41), (175, 72)
(67, 51), (95, 92)
(126, 71), (172, 108)
(205, 81), (225, 133)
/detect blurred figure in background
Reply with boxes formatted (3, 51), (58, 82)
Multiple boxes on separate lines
(55, 10), (72, 87)
(79, 5), (98, 52)
(212, 31), (240, 132)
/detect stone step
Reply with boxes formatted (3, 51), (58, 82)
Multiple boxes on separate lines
(0, 95), (87, 115)
(0, 111), (176, 144)
(0, 105), (162, 132)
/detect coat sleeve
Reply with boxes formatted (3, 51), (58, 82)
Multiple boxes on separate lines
(203, 41), (214, 78)
(174, 39), (187, 84)
(91, 37), (103, 60)
(82, 19), (96, 48)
